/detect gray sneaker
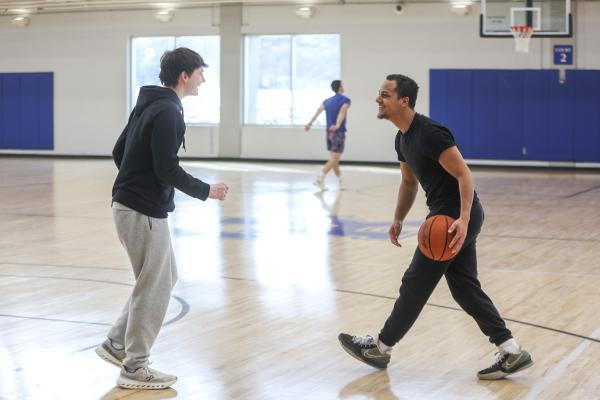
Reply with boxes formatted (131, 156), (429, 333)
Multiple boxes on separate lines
(117, 366), (177, 390)
(95, 339), (125, 368)
(338, 333), (390, 369)
(477, 349), (533, 380)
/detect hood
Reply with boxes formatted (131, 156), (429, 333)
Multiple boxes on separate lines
(134, 86), (182, 116)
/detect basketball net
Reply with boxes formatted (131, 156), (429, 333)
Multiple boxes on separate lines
(510, 25), (534, 53)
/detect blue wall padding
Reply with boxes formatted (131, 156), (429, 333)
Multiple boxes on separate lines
(573, 70), (600, 163)
(0, 72), (54, 150)
(430, 69), (600, 163)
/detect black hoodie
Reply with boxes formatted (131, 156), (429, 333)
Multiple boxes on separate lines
(112, 86), (210, 218)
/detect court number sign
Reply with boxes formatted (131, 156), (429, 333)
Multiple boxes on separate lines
(554, 45), (573, 65)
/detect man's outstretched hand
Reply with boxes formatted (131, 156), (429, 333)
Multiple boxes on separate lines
(209, 183), (229, 200)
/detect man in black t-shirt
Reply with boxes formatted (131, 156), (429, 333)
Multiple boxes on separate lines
(338, 74), (533, 380)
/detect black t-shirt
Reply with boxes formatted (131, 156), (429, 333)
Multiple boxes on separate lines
(395, 113), (479, 217)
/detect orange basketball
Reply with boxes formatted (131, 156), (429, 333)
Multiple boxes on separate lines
(418, 215), (457, 262)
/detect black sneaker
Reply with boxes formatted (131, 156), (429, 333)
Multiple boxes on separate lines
(338, 333), (390, 370)
(477, 349), (533, 380)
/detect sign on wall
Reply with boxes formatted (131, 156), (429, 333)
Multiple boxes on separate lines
(554, 45), (573, 65)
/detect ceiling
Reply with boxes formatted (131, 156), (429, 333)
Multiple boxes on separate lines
(0, 0), (461, 16)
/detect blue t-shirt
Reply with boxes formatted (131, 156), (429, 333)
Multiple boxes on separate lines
(323, 93), (351, 132)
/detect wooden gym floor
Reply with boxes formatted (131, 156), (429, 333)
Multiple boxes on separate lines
(0, 157), (599, 400)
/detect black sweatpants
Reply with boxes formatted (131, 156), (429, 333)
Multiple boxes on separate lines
(378, 201), (513, 347)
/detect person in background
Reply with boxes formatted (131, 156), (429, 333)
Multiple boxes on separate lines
(305, 80), (351, 191)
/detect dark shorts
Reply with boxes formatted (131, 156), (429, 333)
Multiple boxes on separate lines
(326, 131), (346, 153)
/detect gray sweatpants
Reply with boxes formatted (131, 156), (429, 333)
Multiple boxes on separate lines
(108, 202), (178, 369)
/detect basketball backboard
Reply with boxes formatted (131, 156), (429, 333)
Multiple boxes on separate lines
(480, 0), (572, 37)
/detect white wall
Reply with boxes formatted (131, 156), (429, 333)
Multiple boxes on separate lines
(0, 2), (599, 161)
(577, 2), (600, 68)
(0, 9), (219, 156)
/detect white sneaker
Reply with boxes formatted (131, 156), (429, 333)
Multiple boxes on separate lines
(117, 366), (177, 390)
(95, 339), (125, 368)
(338, 178), (346, 190)
(313, 176), (327, 191)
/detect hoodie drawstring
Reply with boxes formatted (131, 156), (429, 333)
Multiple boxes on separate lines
(181, 108), (186, 152)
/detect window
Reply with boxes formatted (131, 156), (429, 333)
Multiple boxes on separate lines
(131, 36), (220, 124)
(244, 34), (340, 126)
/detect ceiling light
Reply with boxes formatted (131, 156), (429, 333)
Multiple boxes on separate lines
(294, 6), (315, 19)
(11, 16), (30, 27)
(451, 3), (470, 16)
(154, 10), (173, 22)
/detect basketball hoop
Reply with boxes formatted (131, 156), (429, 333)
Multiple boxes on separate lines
(510, 25), (534, 53)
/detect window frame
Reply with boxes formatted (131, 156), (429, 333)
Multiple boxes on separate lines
(129, 35), (221, 127)
(242, 33), (341, 128)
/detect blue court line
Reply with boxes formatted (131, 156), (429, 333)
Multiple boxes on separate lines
(480, 233), (600, 243)
(0, 212), (107, 220)
(0, 274), (189, 328)
(220, 275), (600, 345)
(172, 216), (422, 241)
(2, 268), (598, 355)
(560, 183), (600, 199)
(0, 273), (131, 286)
(71, 295), (189, 355)
(0, 314), (111, 326)
(333, 288), (600, 344)
(0, 274), (190, 372)
(0, 261), (126, 271)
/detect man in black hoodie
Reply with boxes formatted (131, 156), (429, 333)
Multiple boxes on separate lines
(95, 47), (228, 390)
